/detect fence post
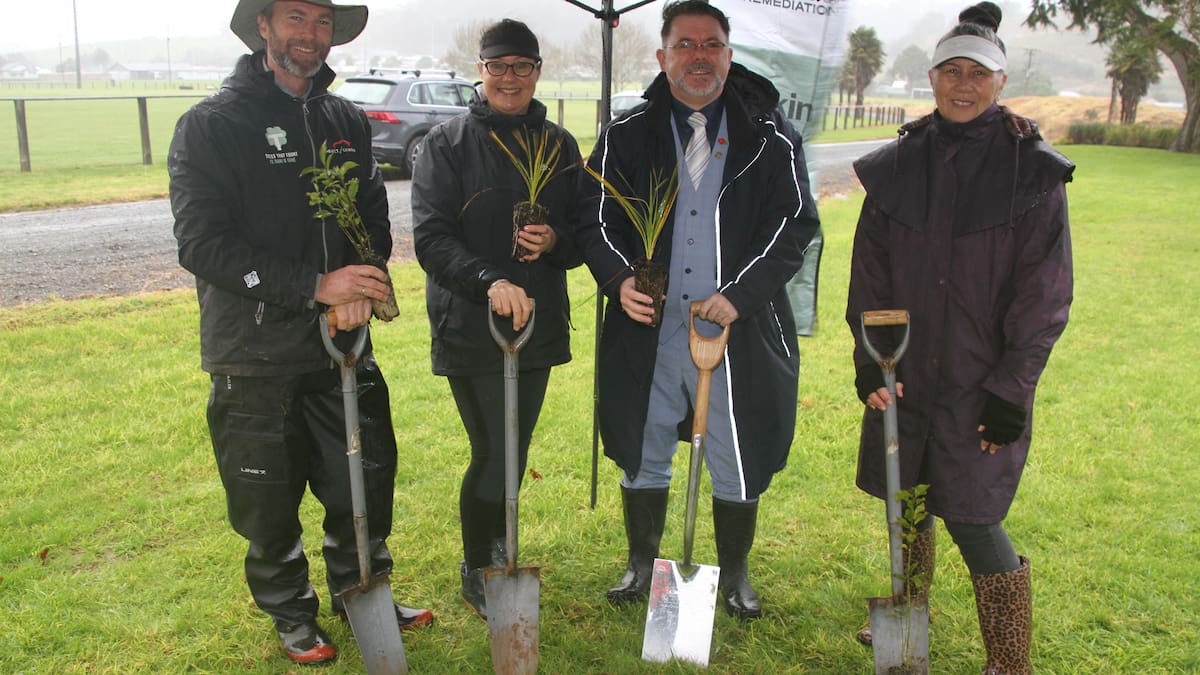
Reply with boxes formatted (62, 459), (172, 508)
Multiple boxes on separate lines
(137, 97), (153, 165)
(15, 99), (31, 172)
(557, 98), (565, 127)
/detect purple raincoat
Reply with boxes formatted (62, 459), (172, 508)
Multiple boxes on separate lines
(847, 105), (1074, 524)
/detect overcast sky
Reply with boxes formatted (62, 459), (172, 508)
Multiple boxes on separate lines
(9, 0), (975, 53)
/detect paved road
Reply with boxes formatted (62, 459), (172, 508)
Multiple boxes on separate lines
(0, 140), (886, 307)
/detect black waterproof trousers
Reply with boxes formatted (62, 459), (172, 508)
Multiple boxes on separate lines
(207, 356), (397, 628)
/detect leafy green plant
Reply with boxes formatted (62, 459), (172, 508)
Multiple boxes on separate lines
(300, 141), (398, 321)
(895, 483), (930, 602)
(490, 127), (565, 206)
(583, 163), (679, 262)
(301, 141), (375, 263)
(889, 483), (931, 673)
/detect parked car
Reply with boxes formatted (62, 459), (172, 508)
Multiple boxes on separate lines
(336, 69), (476, 176)
(609, 90), (645, 120)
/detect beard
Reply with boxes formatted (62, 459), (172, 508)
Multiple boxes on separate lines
(265, 34), (329, 80)
(671, 63), (725, 101)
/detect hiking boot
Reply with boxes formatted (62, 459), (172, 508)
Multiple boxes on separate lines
(277, 620), (337, 665)
(332, 600), (434, 630)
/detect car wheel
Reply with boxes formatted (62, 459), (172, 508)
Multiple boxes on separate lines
(405, 134), (426, 176)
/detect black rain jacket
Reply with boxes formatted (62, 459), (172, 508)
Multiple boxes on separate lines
(169, 52), (391, 376)
(578, 64), (820, 500)
(410, 95), (583, 376)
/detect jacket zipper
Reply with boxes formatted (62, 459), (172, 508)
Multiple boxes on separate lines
(302, 98), (332, 273)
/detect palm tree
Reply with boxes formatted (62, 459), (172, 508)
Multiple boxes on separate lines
(1105, 32), (1163, 125)
(846, 26), (885, 110)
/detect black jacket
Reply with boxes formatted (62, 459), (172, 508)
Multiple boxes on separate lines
(169, 52), (390, 376)
(578, 64), (820, 499)
(410, 96), (583, 376)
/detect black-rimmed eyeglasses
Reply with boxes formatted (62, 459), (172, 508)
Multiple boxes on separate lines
(666, 39), (727, 52)
(479, 60), (540, 77)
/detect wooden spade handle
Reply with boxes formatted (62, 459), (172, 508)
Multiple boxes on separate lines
(862, 309), (909, 327)
(688, 301), (731, 372)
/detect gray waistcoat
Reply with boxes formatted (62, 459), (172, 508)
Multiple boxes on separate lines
(660, 111), (730, 345)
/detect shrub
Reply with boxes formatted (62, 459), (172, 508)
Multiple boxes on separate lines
(1067, 122), (1107, 145)
(1105, 124), (1177, 149)
(1065, 122), (1176, 149)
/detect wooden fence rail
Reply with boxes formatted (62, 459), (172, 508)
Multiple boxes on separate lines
(822, 104), (906, 132)
(4, 95), (905, 173)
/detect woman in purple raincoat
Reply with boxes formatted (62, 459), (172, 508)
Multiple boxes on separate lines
(846, 3), (1073, 672)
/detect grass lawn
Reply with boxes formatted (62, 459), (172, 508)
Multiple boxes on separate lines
(2, 145), (1197, 672)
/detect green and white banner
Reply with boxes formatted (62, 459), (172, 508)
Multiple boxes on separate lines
(717, 0), (853, 336)
(719, 0), (852, 143)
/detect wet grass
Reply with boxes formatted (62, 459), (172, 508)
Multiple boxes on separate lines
(1, 145), (1198, 672)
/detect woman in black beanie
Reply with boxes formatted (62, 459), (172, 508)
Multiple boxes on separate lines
(410, 18), (582, 621)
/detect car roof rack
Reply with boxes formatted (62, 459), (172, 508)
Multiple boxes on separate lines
(366, 67), (457, 79)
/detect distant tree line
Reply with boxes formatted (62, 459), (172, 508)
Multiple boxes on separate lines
(835, 1), (1182, 148)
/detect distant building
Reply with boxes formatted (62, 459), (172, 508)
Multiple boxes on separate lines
(108, 62), (226, 81)
(871, 79), (910, 98)
(1, 63), (51, 80)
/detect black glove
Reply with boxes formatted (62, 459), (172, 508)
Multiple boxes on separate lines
(979, 394), (1027, 446)
(854, 363), (885, 405)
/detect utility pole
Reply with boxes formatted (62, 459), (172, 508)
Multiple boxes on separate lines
(72, 0), (82, 88)
(167, 30), (173, 87)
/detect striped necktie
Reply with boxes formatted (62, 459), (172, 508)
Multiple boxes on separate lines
(684, 111), (710, 189)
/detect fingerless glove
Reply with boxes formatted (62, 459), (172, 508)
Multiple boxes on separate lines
(979, 394), (1026, 445)
(854, 363), (885, 405)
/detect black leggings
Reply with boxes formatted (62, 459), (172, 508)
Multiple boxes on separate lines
(914, 514), (1020, 576)
(448, 368), (551, 506)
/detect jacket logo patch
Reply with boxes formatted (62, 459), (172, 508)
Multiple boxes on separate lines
(265, 126), (287, 150)
(243, 270), (261, 288)
(264, 126), (299, 165)
(329, 138), (356, 155)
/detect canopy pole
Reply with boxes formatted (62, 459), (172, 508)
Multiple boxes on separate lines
(561, 0), (657, 510)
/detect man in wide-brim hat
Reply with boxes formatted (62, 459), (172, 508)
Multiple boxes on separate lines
(230, 0), (366, 97)
(168, 0), (433, 666)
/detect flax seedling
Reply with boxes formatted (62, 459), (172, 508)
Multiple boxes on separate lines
(491, 127), (565, 207)
(583, 164), (678, 264)
(583, 163), (679, 326)
(491, 127), (565, 260)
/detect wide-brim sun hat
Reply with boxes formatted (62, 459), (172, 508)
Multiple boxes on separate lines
(231, 0), (368, 52)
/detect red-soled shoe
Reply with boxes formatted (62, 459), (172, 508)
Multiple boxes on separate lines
(277, 620), (337, 665)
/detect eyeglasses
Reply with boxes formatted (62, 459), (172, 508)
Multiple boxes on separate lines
(666, 39), (727, 52)
(479, 60), (540, 77)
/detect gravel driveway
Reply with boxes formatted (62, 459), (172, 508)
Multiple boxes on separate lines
(0, 179), (415, 307)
